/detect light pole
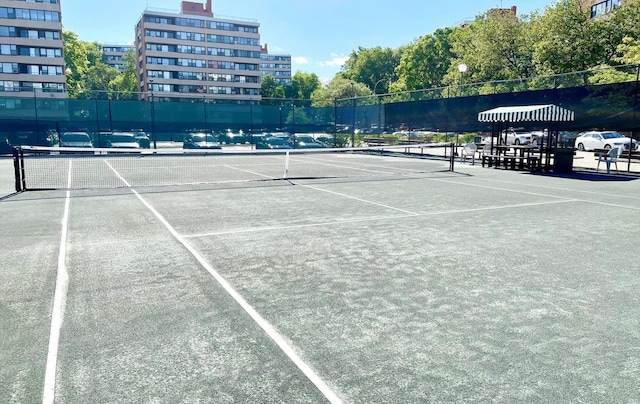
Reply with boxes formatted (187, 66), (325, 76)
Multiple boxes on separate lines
(458, 63), (468, 94)
(373, 78), (386, 95)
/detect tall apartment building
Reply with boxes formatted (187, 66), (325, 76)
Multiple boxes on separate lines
(0, 0), (65, 98)
(102, 44), (134, 72)
(260, 44), (291, 85)
(135, 0), (261, 103)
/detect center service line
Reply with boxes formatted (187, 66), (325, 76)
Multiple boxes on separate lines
(42, 161), (72, 404)
(104, 161), (342, 404)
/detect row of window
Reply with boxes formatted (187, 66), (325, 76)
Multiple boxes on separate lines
(19, 0), (58, 3)
(0, 62), (63, 75)
(261, 55), (292, 62)
(0, 8), (60, 22)
(0, 25), (60, 39)
(149, 83), (259, 96)
(0, 44), (62, 57)
(261, 70), (291, 77)
(145, 43), (260, 58)
(145, 29), (259, 46)
(103, 46), (133, 53)
(591, 0), (622, 18)
(0, 81), (64, 92)
(260, 63), (291, 69)
(144, 16), (258, 33)
(146, 57), (259, 71)
(147, 70), (259, 83)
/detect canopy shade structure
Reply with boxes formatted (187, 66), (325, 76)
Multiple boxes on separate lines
(478, 104), (575, 123)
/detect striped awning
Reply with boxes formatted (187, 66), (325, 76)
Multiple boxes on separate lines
(478, 104), (575, 123)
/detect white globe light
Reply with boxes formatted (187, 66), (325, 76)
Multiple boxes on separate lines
(458, 63), (468, 73)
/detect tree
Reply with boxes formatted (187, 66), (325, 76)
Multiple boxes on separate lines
(530, 0), (603, 76)
(446, 10), (534, 86)
(394, 28), (454, 91)
(63, 31), (90, 96)
(341, 46), (401, 93)
(261, 75), (285, 99)
(311, 77), (371, 107)
(290, 72), (321, 99)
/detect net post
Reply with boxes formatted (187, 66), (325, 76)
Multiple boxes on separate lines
(283, 151), (290, 179)
(13, 147), (22, 192)
(20, 147), (26, 191)
(449, 142), (455, 171)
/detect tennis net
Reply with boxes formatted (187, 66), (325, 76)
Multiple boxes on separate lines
(12, 143), (455, 191)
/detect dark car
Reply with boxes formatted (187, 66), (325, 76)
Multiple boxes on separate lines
(256, 137), (292, 149)
(290, 134), (326, 149)
(105, 133), (141, 148)
(130, 130), (151, 148)
(219, 130), (248, 144)
(183, 133), (222, 150)
(61, 132), (93, 148)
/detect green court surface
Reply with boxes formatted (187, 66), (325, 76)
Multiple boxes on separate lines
(1, 158), (639, 403)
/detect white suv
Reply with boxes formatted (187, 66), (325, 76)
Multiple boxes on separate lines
(501, 130), (532, 145)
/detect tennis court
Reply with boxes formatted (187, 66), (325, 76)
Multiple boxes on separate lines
(1, 148), (639, 403)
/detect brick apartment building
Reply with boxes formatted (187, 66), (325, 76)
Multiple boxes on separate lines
(135, 0), (262, 103)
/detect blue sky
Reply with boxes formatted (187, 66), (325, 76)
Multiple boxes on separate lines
(61, 0), (554, 82)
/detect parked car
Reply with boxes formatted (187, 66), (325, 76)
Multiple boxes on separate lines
(130, 130), (151, 148)
(105, 133), (141, 148)
(219, 130), (248, 144)
(557, 131), (581, 148)
(574, 131), (638, 151)
(501, 129), (532, 145)
(61, 132), (93, 148)
(183, 132), (222, 149)
(289, 134), (326, 149)
(314, 134), (335, 147)
(256, 137), (292, 149)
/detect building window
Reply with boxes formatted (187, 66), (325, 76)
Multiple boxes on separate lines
(591, 0), (622, 18)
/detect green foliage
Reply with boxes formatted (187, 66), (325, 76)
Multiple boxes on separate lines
(290, 72), (321, 99)
(616, 36), (640, 65)
(341, 46), (400, 93)
(261, 75), (286, 99)
(64, 30), (136, 99)
(395, 28), (454, 91)
(310, 77), (371, 107)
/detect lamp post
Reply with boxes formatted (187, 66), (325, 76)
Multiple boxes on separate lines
(373, 78), (386, 95)
(458, 63), (468, 94)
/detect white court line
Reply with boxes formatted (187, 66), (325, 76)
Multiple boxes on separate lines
(452, 175), (640, 201)
(42, 161), (72, 404)
(184, 199), (576, 238)
(104, 161), (342, 404)
(298, 183), (421, 215)
(429, 177), (640, 210)
(296, 154), (445, 175)
(291, 156), (396, 175)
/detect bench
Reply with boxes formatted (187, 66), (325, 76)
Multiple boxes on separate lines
(482, 154), (540, 171)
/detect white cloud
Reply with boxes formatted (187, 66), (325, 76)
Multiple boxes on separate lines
(318, 56), (348, 68)
(292, 56), (309, 65)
